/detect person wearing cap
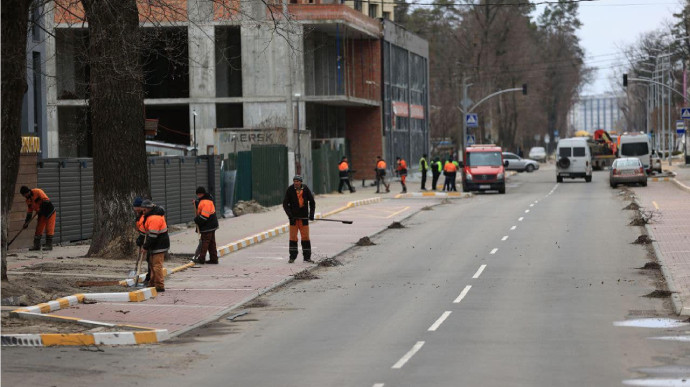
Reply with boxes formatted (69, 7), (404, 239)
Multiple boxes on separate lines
(282, 175), (315, 263)
(133, 196), (153, 285)
(396, 157), (408, 193)
(193, 186), (219, 264)
(20, 186), (56, 251)
(141, 199), (170, 292)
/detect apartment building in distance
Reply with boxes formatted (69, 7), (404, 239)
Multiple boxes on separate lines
(44, 0), (429, 179)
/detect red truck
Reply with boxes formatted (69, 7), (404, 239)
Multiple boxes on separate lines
(461, 144), (506, 194)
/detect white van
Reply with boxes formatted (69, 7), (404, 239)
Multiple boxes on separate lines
(556, 137), (592, 183)
(618, 133), (651, 173)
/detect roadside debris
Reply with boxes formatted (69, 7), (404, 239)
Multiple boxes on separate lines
(632, 235), (654, 245)
(388, 222), (405, 229)
(623, 202), (640, 211)
(421, 206), (433, 211)
(293, 270), (319, 280)
(226, 310), (249, 321)
(638, 262), (661, 270)
(643, 290), (674, 298)
(318, 257), (343, 267)
(356, 237), (376, 246)
(233, 200), (269, 217)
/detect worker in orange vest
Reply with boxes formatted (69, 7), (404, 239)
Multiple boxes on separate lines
(193, 186), (219, 264)
(375, 156), (390, 194)
(443, 159), (457, 192)
(20, 186), (56, 251)
(337, 156), (355, 194)
(141, 200), (169, 292)
(396, 157), (408, 193)
(283, 175), (316, 263)
(133, 196), (152, 285)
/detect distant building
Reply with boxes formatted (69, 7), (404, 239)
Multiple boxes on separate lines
(21, 3), (48, 156)
(568, 94), (624, 135)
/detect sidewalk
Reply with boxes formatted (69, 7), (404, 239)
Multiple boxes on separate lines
(3, 179), (455, 345)
(633, 164), (690, 315)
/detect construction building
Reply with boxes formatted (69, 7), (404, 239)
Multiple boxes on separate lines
(42, 0), (428, 181)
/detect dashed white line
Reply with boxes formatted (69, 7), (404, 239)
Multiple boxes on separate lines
(518, 217), (524, 222)
(392, 341), (425, 369)
(373, 384), (385, 387)
(525, 209), (530, 213)
(473, 264), (487, 279)
(502, 236), (509, 241)
(490, 248), (498, 255)
(534, 200), (539, 204)
(510, 226), (517, 230)
(529, 204), (534, 207)
(454, 285), (472, 303)
(428, 311), (452, 331)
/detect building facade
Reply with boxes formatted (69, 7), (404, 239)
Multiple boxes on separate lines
(21, 3), (48, 156)
(42, 0), (427, 180)
(568, 94), (625, 135)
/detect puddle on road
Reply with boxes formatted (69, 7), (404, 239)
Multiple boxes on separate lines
(613, 318), (690, 328)
(623, 379), (690, 386)
(649, 336), (690, 342)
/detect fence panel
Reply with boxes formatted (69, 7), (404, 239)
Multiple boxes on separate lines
(251, 145), (288, 207)
(235, 151), (252, 202)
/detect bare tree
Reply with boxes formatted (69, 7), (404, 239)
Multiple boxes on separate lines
(1, 0), (34, 281)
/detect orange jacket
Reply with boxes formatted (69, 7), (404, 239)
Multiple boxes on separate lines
(143, 206), (170, 253)
(25, 188), (55, 218)
(443, 162), (457, 173)
(338, 161), (349, 172)
(397, 159), (407, 170)
(195, 195), (218, 232)
(376, 160), (386, 169)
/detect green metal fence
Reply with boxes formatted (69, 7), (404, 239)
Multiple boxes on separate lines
(312, 146), (345, 194)
(251, 145), (288, 207)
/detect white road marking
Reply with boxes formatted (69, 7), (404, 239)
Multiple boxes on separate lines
(534, 200), (539, 203)
(428, 311), (452, 331)
(490, 248), (498, 255)
(530, 204), (534, 207)
(473, 264), (487, 279)
(373, 384), (385, 387)
(510, 226), (517, 230)
(525, 209), (530, 213)
(392, 341), (425, 369)
(518, 217), (524, 222)
(502, 236), (509, 241)
(454, 285), (472, 303)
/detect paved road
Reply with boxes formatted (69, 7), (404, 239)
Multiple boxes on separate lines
(5, 168), (690, 386)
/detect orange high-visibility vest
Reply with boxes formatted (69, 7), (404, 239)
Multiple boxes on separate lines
(377, 160), (386, 169)
(25, 188), (50, 213)
(444, 162), (457, 173)
(338, 161), (349, 171)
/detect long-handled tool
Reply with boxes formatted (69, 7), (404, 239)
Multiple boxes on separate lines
(7, 213), (37, 247)
(297, 217), (353, 225)
(128, 235), (147, 285)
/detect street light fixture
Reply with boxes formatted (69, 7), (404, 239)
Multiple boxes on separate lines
(294, 93), (302, 175)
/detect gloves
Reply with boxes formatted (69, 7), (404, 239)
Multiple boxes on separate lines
(309, 213), (315, 221)
(136, 235), (144, 247)
(22, 222), (29, 229)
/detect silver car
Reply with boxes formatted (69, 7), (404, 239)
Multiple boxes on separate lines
(528, 146), (547, 162)
(502, 152), (540, 172)
(609, 157), (647, 188)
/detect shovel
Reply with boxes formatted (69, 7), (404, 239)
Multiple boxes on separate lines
(297, 217), (353, 224)
(128, 236), (147, 285)
(7, 213), (37, 247)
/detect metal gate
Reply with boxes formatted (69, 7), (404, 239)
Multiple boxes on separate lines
(251, 145), (288, 207)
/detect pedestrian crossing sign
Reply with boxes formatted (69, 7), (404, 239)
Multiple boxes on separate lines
(682, 107), (690, 120)
(466, 114), (478, 128)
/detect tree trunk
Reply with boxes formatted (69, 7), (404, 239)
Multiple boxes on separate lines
(1, 0), (33, 281)
(82, 0), (149, 258)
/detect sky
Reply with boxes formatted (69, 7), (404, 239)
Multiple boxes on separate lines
(555, 0), (683, 96)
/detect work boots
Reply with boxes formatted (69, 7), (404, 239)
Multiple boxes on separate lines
(43, 236), (53, 251)
(29, 236), (42, 251)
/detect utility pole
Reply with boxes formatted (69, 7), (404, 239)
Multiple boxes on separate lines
(282, 0), (294, 160)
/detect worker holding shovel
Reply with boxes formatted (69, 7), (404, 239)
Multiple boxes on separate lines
(132, 197), (152, 285)
(20, 186), (56, 251)
(283, 175), (315, 263)
(193, 186), (219, 264)
(141, 200), (169, 292)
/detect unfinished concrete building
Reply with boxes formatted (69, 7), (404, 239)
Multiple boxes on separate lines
(45, 0), (428, 179)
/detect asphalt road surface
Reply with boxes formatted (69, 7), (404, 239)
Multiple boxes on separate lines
(5, 167), (690, 386)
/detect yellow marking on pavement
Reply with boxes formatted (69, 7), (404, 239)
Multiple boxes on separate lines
(386, 206), (410, 218)
(134, 331), (158, 344)
(42, 333), (95, 347)
(653, 201), (659, 210)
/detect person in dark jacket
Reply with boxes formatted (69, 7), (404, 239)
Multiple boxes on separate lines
(337, 156), (355, 194)
(133, 196), (152, 285)
(282, 175), (316, 263)
(141, 200), (170, 292)
(193, 186), (219, 264)
(431, 157), (441, 191)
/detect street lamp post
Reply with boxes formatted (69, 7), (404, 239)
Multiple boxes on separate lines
(294, 93), (301, 175)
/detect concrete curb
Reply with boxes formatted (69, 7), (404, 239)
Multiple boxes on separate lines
(4, 288), (169, 347)
(671, 177), (690, 193)
(394, 192), (471, 199)
(632, 198), (686, 316)
(1, 329), (170, 347)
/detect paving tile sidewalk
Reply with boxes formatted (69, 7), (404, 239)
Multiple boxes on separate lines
(46, 198), (437, 337)
(633, 178), (690, 315)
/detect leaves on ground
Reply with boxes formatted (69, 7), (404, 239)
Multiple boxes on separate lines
(356, 237), (376, 246)
(643, 290), (674, 298)
(388, 222), (405, 229)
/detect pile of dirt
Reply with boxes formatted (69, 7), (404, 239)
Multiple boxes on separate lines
(356, 237), (376, 246)
(293, 270), (319, 280)
(638, 262), (661, 270)
(318, 257), (343, 267)
(1, 274), (126, 307)
(632, 235), (654, 245)
(623, 202), (640, 211)
(421, 206), (433, 211)
(388, 222), (405, 229)
(629, 216), (647, 226)
(643, 290), (674, 298)
(233, 200), (269, 217)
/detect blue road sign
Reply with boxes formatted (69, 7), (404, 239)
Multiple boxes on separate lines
(553, 130), (559, 137)
(466, 114), (478, 128)
(681, 107), (690, 120)
(677, 129), (686, 135)
(466, 135), (475, 146)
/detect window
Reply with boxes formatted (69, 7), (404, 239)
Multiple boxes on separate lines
(354, 0), (362, 11)
(621, 142), (649, 157)
(467, 152), (502, 167)
(369, 4), (378, 17)
(31, 4), (41, 42)
(573, 147), (586, 157)
(503, 153), (517, 160)
(559, 147), (572, 158)
(383, 11), (391, 20)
